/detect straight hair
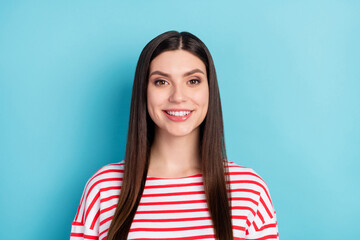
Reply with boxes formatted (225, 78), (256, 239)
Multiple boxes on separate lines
(107, 31), (233, 240)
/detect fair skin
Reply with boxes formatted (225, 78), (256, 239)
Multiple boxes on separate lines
(147, 50), (209, 178)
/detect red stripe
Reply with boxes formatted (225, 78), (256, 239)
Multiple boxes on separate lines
(71, 161), (278, 240)
(131, 235), (215, 240)
(132, 215), (246, 223)
(229, 188), (260, 196)
(145, 182), (203, 189)
(75, 163), (124, 220)
(142, 190), (205, 198)
(84, 192), (100, 222)
(85, 178), (122, 201)
(147, 179), (268, 192)
(99, 186), (121, 193)
(135, 206), (255, 216)
(100, 204), (117, 214)
(253, 221), (259, 232)
(97, 229), (250, 240)
(250, 234), (278, 240)
(143, 188), (260, 198)
(233, 225), (246, 231)
(70, 233), (98, 240)
(81, 178), (122, 220)
(139, 199), (207, 205)
(257, 210), (265, 224)
(138, 197), (257, 206)
(89, 169), (123, 183)
(110, 163), (124, 166)
(227, 167), (266, 182)
(99, 228), (109, 238)
(100, 216), (113, 226)
(147, 174), (202, 180)
(232, 206), (256, 216)
(133, 216), (211, 222)
(260, 196), (273, 218)
(227, 180), (272, 205)
(100, 195), (118, 203)
(90, 210), (100, 230)
(255, 223), (278, 232)
(232, 215), (247, 220)
(136, 208), (209, 214)
(129, 225), (214, 232)
(72, 221), (83, 226)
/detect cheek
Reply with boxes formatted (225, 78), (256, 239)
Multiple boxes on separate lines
(147, 88), (167, 118)
(147, 88), (154, 115)
(147, 92), (156, 117)
(193, 88), (209, 110)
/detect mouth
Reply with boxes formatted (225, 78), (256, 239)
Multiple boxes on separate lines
(164, 110), (192, 117)
(162, 109), (193, 121)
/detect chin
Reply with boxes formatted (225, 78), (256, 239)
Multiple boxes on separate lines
(169, 132), (193, 137)
(165, 126), (198, 138)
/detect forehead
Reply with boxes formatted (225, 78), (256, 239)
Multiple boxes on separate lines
(149, 50), (206, 74)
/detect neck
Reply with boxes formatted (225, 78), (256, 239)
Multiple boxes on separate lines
(148, 128), (202, 178)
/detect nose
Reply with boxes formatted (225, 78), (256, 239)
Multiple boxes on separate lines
(169, 84), (187, 103)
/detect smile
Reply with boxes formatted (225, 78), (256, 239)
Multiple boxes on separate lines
(163, 110), (193, 122)
(165, 110), (191, 116)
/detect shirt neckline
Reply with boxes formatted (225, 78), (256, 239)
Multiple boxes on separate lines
(146, 173), (203, 180)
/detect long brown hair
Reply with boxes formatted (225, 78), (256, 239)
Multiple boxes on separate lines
(107, 31), (233, 240)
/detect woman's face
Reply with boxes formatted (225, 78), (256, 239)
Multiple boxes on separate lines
(147, 49), (209, 138)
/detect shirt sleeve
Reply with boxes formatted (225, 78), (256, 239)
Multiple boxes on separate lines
(245, 180), (279, 239)
(70, 177), (101, 240)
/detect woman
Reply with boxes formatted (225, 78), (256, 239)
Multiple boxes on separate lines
(70, 31), (279, 240)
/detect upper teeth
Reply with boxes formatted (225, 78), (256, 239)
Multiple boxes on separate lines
(166, 111), (191, 116)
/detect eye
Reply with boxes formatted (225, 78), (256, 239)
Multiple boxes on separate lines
(188, 79), (201, 85)
(154, 79), (169, 86)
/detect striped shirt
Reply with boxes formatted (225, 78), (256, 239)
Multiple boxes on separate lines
(70, 161), (278, 240)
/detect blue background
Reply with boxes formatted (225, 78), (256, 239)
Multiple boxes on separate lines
(1, 1), (359, 239)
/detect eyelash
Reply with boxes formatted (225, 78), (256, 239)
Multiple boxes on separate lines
(154, 80), (168, 86)
(154, 79), (201, 86)
(188, 79), (201, 85)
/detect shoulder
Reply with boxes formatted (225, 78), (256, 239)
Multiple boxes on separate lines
(225, 160), (272, 200)
(225, 162), (278, 237)
(225, 160), (277, 222)
(225, 160), (265, 182)
(84, 160), (125, 191)
(73, 161), (125, 220)
(71, 161), (125, 236)
(77, 160), (125, 206)
(89, 160), (125, 180)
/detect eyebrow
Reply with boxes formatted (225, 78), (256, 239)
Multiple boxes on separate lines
(149, 68), (205, 78)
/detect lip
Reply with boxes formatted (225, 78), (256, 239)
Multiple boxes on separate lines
(163, 109), (193, 122)
(164, 108), (193, 111)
